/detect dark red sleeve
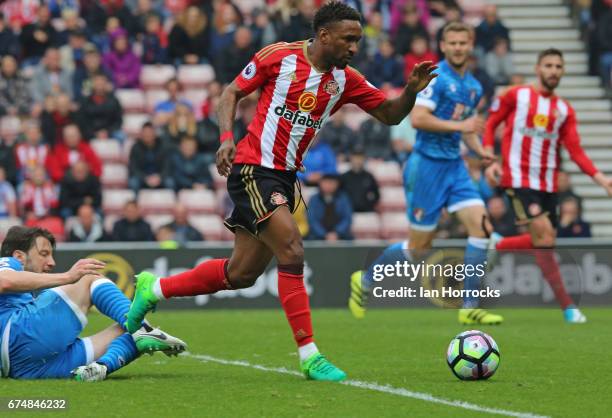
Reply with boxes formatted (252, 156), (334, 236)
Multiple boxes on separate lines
(562, 105), (598, 177)
(45, 149), (64, 183)
(233, 52), (272, 95)
(483, 87), (516, 148)
(342, 67), (387, 112)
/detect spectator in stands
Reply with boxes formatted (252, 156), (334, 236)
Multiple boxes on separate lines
(390, 115), (415, 164)
(131, 0), (157, 36)
(160, 103), (205, 148)
(467, 55), (495, 107)
(162, 203), (203, 244)
(78, 73), (124, 140)
(19, 165), (59, 220)
(59, 160), (102, 218)
(487, 195), (517, 237)
(307, 173), (353, 241)
(112, 200), (155, 242)
(363, 11), (386, 58)
(393, 5), (428, 56)
(0, 12), (20, 58)
(596, 6), (612, 88)
(46, 123), (102, 183)
(15, 120), (49, 182)
(55, 8), (81, 45)
(0, 55), (34, 118)
(317, 108), (354, 158)
(558, 198), (592, 238)
(103, 28), (142, 88)
(250, 8), (277, 49)
(484, 38), (514, 85)
(215, 26), (256, 84)
(475, 4), (510, 57)
(155, 225), (179, 248)
(168, 6), (210, 65)
(403, 35), (437, 84)
(340, 147), (380, 212)
(83, 0), (136, 38)
(73, 45), (112, 101)
(297, 139), (337, 186)
(278, 0), (314, 43)
(366, 38), (404, 88)
(67, 203), (110, 243)
(0, 167), (17, 218)
(40, 93), (79, 146)
(435, 6), (462, 57)
(59, 30), (90, 73)
(140, 12), (167, 64)
(0, 135), (17, 186)
(91, 16), (122, 56)
(29, 48), (74, 105)
(558, 171), (583, 211)
(358, 118), (392, 160)
(166, 136), (213, 191)
(128, 122), (169, 192)
(231, 96), (257, 148)
(19, 5), (58, 67)
(153, 78), (192, 126)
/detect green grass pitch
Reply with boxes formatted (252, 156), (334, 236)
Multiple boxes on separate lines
(1, 308), (611, 418)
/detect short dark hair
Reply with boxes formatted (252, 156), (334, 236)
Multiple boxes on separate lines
(0, 226), (56, 257)
(537, 48), (563, 63)
(313, 1), (361, 32)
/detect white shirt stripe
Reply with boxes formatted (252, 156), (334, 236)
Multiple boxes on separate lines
(260, 54), (298, 168)
(528, 95), (550, 190)
(546, 100), (568, 192)
(510, 88), (531, 188)
(285, 68), (322, 170)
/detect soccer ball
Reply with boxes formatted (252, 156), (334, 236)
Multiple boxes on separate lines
(446, 330), (500, 380)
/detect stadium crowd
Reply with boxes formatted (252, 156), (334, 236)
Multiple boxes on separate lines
(0, 0), (594, 244)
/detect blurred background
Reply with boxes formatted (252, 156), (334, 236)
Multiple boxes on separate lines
(0, 0), (610, 246)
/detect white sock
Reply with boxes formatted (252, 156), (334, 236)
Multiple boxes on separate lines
(298, 342), (319, 362)
(152, 279), (166, 300)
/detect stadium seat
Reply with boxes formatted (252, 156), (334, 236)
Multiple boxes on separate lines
(381, 212), (410, 240)
(138, 189), (177, 215)
(145, 214), (174, 232)
(178, 189), (217, 214)
(352, 212), (382, 239)
(182, 89), (208, 118)
(0, 116), (21, 138)
(378, 187), (407, 212)
(91, 139), (123, 163)
(343, 105), (371, 131)
(0, 217), (22, 241)
(145, 89), (170, 112)
(116, 89), (145, 113)
(188, 214), (225, 240)
(209, 164), (227, 189)
(122, 113), (150, 137)
(177, 64), (216, 87)
(101, 164), (129, 188)
(141, 65), (176, 89)
(25, 216), (65, 242)
(102, 189), (136, 215)
(104, 214), (119, 235)
(370, 161), (402, 186)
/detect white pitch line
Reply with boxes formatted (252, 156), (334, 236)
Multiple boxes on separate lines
(184, 353), (549, 418)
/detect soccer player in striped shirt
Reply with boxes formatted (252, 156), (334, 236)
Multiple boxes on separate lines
(124, 1), (436, 381)
(483, 48), (612, 323)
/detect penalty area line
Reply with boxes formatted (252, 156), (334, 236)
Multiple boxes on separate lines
(184, 353), (549, 418)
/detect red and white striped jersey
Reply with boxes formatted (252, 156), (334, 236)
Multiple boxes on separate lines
(233, 40), (387, 171)
(483, 85), (598, 193)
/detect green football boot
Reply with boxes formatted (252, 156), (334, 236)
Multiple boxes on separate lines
(124, 272), (160, 334)
(301, 353), (347, 381)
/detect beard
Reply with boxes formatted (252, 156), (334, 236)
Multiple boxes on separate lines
(540, 76), (560, 91)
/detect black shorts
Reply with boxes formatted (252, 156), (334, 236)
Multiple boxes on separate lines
(224, 164), (297, 236)
(504, 188), (558, 227)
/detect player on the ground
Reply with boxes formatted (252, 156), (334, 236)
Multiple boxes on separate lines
(483, 48), (612, 323)
(349, 22), (503, 326)
(0, 226), (187, 381)
(124, 1), (436, 381)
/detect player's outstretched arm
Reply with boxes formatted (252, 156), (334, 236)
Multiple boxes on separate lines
(216, 81), (249, 177)
(368, 61), (438, 125)
(0, 258), (105, 293)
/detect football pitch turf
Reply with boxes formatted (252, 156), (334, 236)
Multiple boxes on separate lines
(1, 308), (611, 418)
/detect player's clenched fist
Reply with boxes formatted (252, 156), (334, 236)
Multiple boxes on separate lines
(66, 258), (106, 283)
(406, 61), (438, 93)
(216, 140), (236, 177)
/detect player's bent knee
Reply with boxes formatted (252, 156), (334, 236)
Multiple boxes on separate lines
(276, 236), (304, 265)
(227, 266), (265, 289)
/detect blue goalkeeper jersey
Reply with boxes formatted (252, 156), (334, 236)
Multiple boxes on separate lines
(413, 59), (483, 160)
(0, 257), (32, 316)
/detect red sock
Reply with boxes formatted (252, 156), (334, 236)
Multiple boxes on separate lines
(496, 233), (533, 250)
(160, 259), (231, 298)
(277, 264), (314, 347)
(533, 251), (574, 309)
